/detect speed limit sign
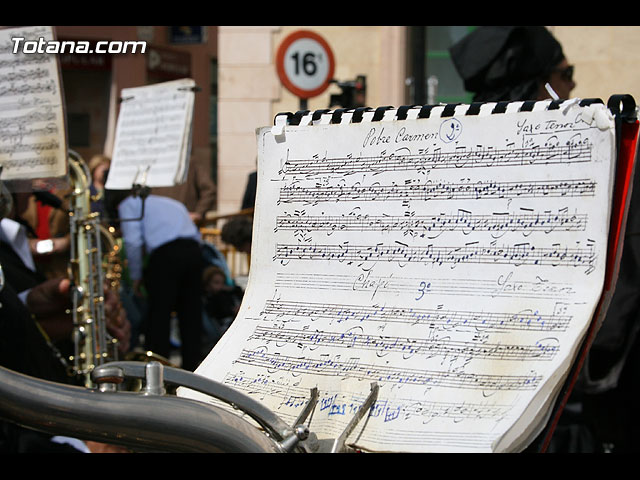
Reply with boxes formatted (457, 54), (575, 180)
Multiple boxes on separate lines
(276, 30), (335, 99)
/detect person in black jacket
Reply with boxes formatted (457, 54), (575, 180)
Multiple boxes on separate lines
(0, 184), (128, 453)
(0, 275), (129, 453)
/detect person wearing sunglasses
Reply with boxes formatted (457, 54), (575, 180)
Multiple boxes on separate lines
(450, 26), (576, 102)
(545, 60), (576, 101)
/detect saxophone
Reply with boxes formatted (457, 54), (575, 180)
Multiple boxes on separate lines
(67, 150), (117, 387)
(99, 223), (123, 302)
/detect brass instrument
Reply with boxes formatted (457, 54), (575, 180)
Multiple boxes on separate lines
(0, 153), (331, 453)
(67, 150), (117, 387)
(0, 363), (288, 452)
(98, 223), (122, 298)
(0, 156), (327, 453)
(0, 360), (318, 452)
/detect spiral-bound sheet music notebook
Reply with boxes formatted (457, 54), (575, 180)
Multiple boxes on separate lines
(181, 97), (638, 453)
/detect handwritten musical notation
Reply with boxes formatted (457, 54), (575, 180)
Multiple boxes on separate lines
(0, 52), (50, 70)
(0, 107), (57, 130)
(0, 66), (49, 84)
(248, 324), (560, 362)
(273, 240), (596, 273)
(188, 101), (618, 452)
(280, 141), (592, 177)
(235, 348), (542, 391)
(0, 26), (66, 180)
(259, 299), (571, 333)
(278, 178), (596, 205)
(276, 208), (587, 238)
(221, 369), (516, 451)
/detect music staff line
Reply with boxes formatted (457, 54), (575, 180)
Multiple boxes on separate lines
(113, 146), (183, 159)
(222, 371), (515, 427)
(274, 272), (576, 301)
(278, 178), (596, 204)
(1, 155), (57, 170)
(0, 79), (57, 98)
(0, 123), (59, 143)
(115, 132), (184, 148)
(274, 241), (596, 273)
(118, 101), (190, 120)
(0, 107), (57, 129)
(0, 66), (50, 84)
(0, 139), (60, 156)
(249, 324), (560, 361)
(359, 428), (497, 451)
(275, 209), (588, 236)
(0, 54), (51, 70)
(280, 143), (591, 176)
(236, 349), (542, 391)
(260, 299), (571, 333)
(116, 122), (188, 139)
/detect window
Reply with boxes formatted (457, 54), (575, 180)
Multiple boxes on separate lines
(408, 26), (475, 105)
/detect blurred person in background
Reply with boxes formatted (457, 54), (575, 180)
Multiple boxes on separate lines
(450, 26), (575, 102)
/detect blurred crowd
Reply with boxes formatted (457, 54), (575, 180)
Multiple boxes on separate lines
(0, 150), (256, 452)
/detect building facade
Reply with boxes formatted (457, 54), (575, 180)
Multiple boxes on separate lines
(51, 26), (640, 216)
(54, 25), (218, 197)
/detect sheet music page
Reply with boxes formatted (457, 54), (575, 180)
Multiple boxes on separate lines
(183, 101), (617, 452)
(105, 78), (195, 190)
(0, 26), (67, 181)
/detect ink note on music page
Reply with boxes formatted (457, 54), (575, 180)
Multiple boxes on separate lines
(181, 99), (634, 452)
(0, 26), (67, 182)
(105, 78), (195, 190)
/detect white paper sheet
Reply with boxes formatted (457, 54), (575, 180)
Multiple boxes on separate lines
(182, 101), (617, 453)
(105, 78), (195, 190)
(0, 26), (67, 182)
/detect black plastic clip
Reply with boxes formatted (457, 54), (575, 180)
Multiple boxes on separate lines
(396, 105), (419, 120)
(441, 103), (460, 117)
(351, 107), (372, 123)
(608, 94), (637, 122)
(372, 106), (394, 121)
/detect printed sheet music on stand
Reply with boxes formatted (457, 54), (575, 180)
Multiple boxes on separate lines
(105, 78), (196, 192)
(0, 26), (68, 189)
(179, 96), (640, 453)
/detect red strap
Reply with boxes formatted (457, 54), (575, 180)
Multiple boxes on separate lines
(35, 201), (52, 239)
(540, 119), (640, 452)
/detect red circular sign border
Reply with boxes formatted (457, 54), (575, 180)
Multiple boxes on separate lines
(276, 30), (335, 99)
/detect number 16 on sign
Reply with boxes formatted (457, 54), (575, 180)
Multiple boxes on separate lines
(276, 30), (335, 109)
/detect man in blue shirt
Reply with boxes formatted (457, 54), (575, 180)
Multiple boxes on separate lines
(116, 193), (205, 371)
